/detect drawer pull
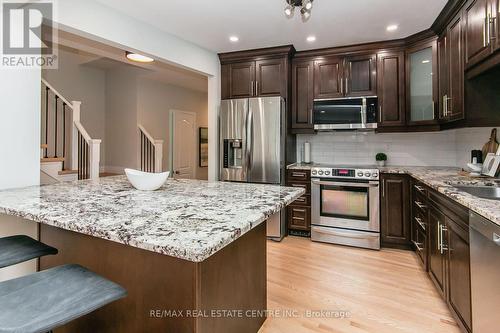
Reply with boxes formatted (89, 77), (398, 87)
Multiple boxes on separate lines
(415, 217), (426, 230)
(291, 184), (307, 188)
(414, 185), (425, 192)
(412, 240), (424, 252)
(415, 201), (427, 210)
(292, 217), (305, 221)
(295, 197), (306, 202)
(292, 208), (306, 213)
(291, 172), (307, 178)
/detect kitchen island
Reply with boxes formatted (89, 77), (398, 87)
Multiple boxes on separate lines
(0, 176), (304, 333)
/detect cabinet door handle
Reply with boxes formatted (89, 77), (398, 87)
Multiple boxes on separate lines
(415, 201), (427, 210)
(340, 77), (343, 95)
(382, 180), (385, 197)
(345, 77), (348, 95)
(291, 172), (306, 178)
(440, 225), (448, 254)
(379, 105), (382, 123)
(255, 81), (259, 95)
(415, 217), (426, 230)
(414, 185), (425, 193)
(437, 221), (442, 252)
(412, 240), (424, 252)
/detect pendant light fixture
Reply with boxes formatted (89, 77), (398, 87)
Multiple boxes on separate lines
(284, 0), (314, 22)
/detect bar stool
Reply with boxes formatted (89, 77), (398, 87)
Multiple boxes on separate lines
(0, 264), (127, 333)
(0, 235), (58, 268)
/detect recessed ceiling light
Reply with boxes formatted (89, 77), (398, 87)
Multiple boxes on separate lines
(229, 36), (239, 42)
(422, 60), (430, 64)
(307, 36), (316, 42)
(386, 24), (398, 32)
(125, 51), (154, 63)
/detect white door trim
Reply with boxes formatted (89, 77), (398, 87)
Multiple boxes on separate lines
(169, 109), (197, 179)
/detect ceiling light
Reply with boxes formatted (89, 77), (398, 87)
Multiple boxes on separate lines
(284, 0), (314, 21)
(422, 60), (430, 64)
(386, 24), (398, 32)
(126, 51), (154, 63)
(229, 36), (239, 42)
(307, 35), (316, 42)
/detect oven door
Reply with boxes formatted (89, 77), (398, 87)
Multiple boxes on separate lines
(311, 178), (380, 232)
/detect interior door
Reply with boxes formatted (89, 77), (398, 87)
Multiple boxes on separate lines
(255, 59), (285, 97)
(172, 110), (197, 179)
(313, 57), (344, 99)
(248, 97), (282, 184)
(229, 61), (255, 98)
(344, 54), (377, 97)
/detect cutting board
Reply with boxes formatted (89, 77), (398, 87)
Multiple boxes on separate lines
(482, 128), (499, 158)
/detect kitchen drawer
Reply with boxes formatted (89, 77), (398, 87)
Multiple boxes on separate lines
(413, 192), (428, 214)
(413, 182), (428, 197)
(291, 194), (311, 206)
(286, 182), (311, 195)
(287, 206), (311, 231)
(287, 169), (311, 182)
(413, 221), (427, 268)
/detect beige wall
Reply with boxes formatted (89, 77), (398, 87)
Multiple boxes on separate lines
(42, 47), (107, 163)
(137, 78), (208, 180)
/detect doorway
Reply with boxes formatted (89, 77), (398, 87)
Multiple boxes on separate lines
(170, 110), (197, 179)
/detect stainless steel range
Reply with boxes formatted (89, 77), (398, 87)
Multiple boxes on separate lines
(311, 166), (380, 250)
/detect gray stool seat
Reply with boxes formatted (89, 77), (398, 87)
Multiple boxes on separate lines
(0, 235), (57, 268)
(0, 264), (127, 333)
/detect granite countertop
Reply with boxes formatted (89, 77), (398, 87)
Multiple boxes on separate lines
(287, 163), (500, 225)
(0, 176), (304, 262)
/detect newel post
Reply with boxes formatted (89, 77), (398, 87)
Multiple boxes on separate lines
(89, 139), (101, 180)
(154, 140), (164, 173)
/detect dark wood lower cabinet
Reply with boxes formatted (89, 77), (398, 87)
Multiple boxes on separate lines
(286, 169), (311, 236)
(428, 203), (447, 297)
(380, 174), (411, 249)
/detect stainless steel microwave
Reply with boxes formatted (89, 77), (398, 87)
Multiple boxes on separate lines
(313, 97), (378, 130)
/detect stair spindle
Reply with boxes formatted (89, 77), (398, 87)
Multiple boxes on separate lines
(62, 103), (66, 170)
(44, 87), (49, 158)
(54, 96), (58, 158)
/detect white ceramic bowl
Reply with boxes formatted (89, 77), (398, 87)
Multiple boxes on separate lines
(124, 168), (169, 191)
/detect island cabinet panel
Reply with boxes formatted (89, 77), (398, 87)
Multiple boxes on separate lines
(291, 60), (315, 131)
(313, 57), (344, 99)
(286, 169), (311, 236)
(344, 54), (377, 97)
(377, 51), (406, 127)
(380, 174), (411, 249)
(464, 0), (493, 68)
(39, 223), (267, 333)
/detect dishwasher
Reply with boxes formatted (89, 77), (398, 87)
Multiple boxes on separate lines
(470, 212), (500, 332)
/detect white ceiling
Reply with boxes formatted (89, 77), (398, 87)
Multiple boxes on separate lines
(95, 0), (448, 53)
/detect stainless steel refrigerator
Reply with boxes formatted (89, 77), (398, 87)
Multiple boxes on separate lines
(220, 96), (286, 240)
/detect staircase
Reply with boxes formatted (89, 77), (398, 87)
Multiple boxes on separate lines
(138, 124), (163, 173)
(41, 79), (101, 181)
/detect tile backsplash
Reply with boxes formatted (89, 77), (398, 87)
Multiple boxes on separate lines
(297, 127), (496, 168)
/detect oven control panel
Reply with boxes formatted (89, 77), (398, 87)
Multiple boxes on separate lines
(311, 167), (379, 180)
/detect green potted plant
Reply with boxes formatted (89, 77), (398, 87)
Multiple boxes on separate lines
(376, 153), (387, 167)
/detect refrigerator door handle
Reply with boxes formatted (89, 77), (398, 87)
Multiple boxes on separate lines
(245, 106), (253, 174)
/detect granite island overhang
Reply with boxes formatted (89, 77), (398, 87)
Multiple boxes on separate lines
(0, 176), (304, 333)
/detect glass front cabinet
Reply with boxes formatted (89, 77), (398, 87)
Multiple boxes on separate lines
(406, 40), (439, 125)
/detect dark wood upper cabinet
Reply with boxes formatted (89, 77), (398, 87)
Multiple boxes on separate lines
(228, 61), (255, 98)
(446, 217), (472, 333)
(377, 51), (406, 127)
(291, 60), (314, 130)
(344, 54), (377, 97)
(464, 0), (493, 68)
(218, 45), (294, 100)
(406, 40), (439, 126)
(313, 57), (344, 99)
(255, 59), (286, 97)
(380, 174), (411, 248)
(446, 15), (465, 121)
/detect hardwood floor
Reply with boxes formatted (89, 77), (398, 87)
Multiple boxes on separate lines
(260, 236), (461, 333)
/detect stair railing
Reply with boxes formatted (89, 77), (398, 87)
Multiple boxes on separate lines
(41, 79), (101, 180)
(138, 124), (163, 173)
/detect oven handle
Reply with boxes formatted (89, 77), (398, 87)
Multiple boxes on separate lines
(311, 179), (379, 188)
(314, 227), (380, 239)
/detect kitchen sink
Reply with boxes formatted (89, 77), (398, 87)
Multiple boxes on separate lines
(453, 185), (500, 201)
